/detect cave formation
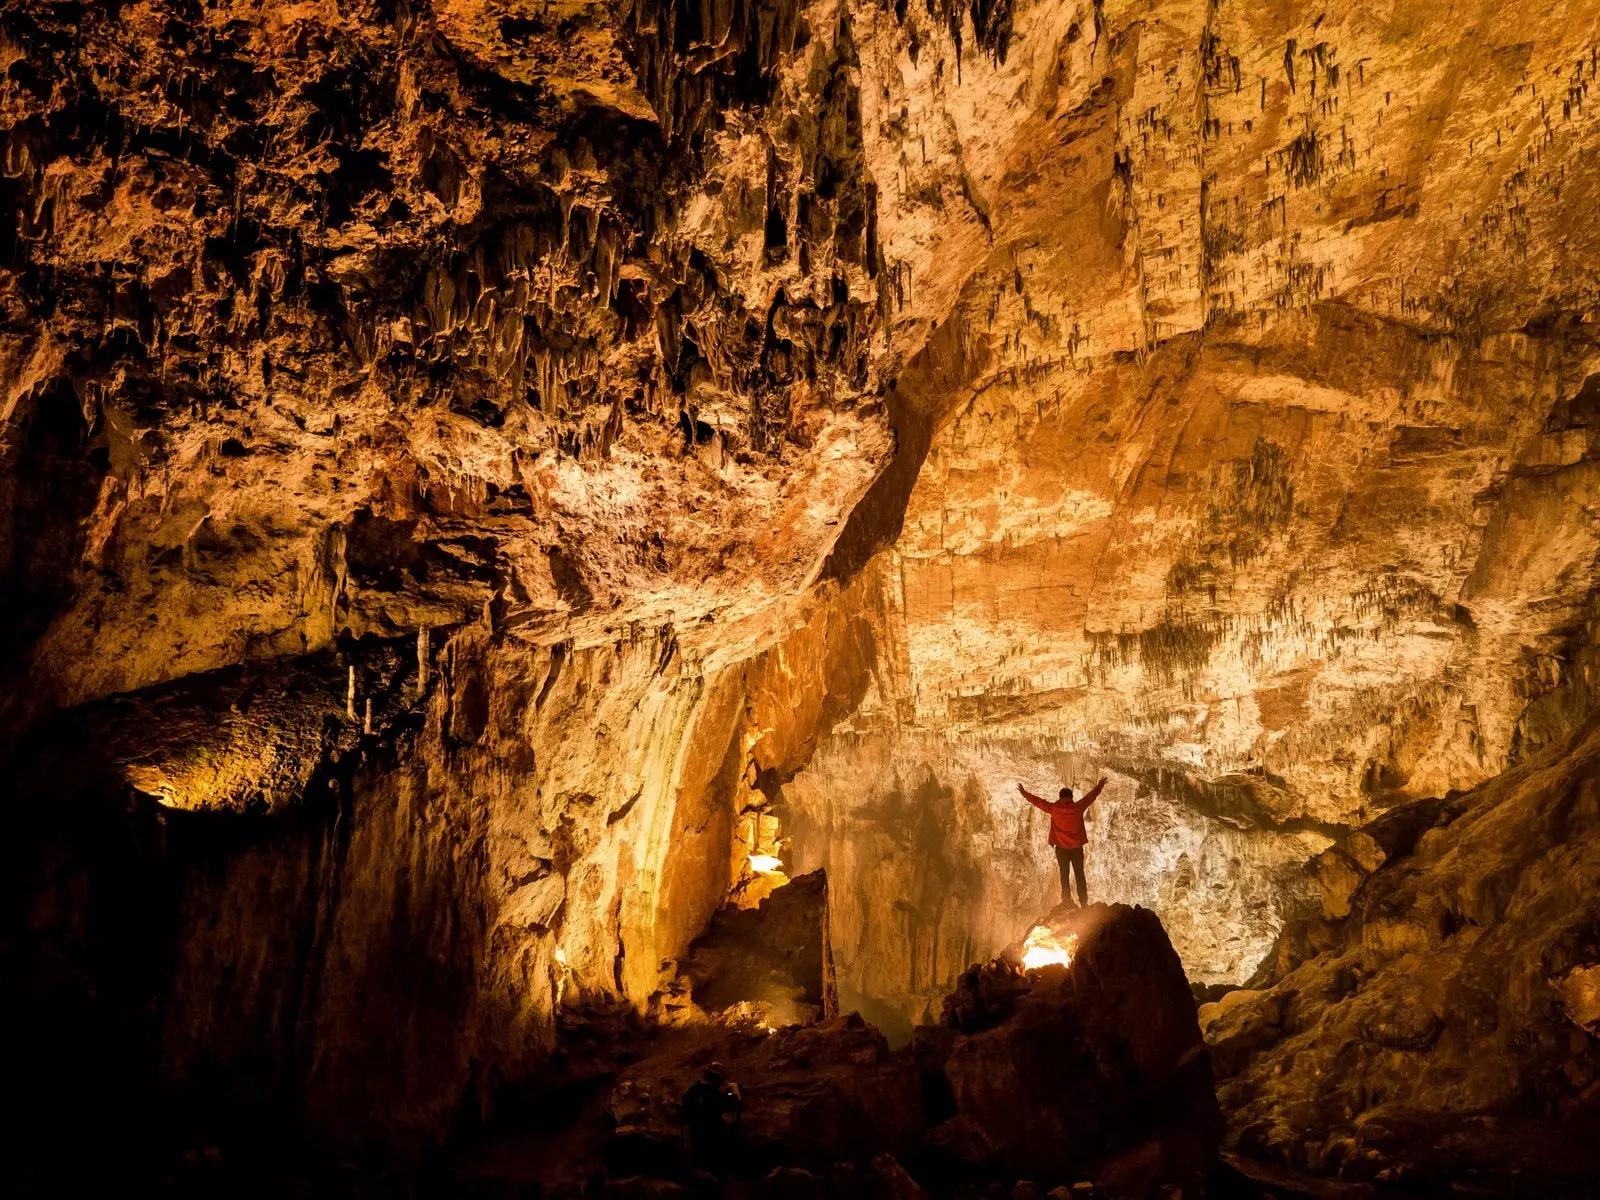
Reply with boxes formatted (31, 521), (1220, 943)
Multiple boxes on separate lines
(5, 0), (1600, 1195)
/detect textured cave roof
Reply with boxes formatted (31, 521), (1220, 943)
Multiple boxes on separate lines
(5, 0), (1600, 827)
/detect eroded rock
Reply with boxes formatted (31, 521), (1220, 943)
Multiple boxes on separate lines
(920, 903), (1222, 1192)
(1206, 720), (1600, 1191)
(677, 867), (839, 1027)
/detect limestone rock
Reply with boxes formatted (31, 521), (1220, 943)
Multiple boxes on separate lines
(921, 903), (1222, 1189)
(10, 0), (1600, 1190)
(604, 1015), (924, 1177)
(1206, 720), (1600, 1190)
(677, 868), (838, 1026)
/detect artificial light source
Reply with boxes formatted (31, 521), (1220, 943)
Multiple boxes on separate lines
(748, 853), (784, 874)
(552, 944), (571, 1005)
(1021, 925), (1077, 971)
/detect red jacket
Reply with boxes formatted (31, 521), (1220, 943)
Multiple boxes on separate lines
(1020, 780), (1106, 849)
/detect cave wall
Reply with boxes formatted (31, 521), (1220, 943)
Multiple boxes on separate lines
(10, 0), (1600, 1176)
(892, 316), (1600, 821)
(783, 314), (1600, 1028)
(1203, 714), (1600, 1189)
(764, 0), (1600, 1031)
(7, 574), (881, 1154)
(785, 733), (1332, 1034)
(0, 0), (981, 1155)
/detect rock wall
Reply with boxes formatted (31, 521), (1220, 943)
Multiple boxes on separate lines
(784, 730), (1332, 1034)
(752, 0), (1600, 1037)
(783, 311), (1600, 1027)
(1203, 715), (1600, 1191)
(7, 567), (891, 1154)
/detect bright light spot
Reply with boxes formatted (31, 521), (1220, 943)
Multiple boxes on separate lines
(552, 945), (571, 1006)
(748, 853), (784, 874)
(1021, 926), (1077, 971)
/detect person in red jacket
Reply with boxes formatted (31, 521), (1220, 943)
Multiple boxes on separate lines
(1018, 776), (1107, 907)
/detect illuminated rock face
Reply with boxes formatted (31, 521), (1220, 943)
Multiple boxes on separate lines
(925, 903), (1221, 1189)
(6, 0), (1600, 1178)
(783, 310), (1600, 1023)
(1201, 720), (1600, 1190)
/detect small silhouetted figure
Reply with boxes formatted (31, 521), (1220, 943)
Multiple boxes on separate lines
(682, 1061), (742, 1173)
(1018, 777), (1107, 907)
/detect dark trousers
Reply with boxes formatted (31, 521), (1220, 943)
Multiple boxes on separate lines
(1055, 845), (1087, 907)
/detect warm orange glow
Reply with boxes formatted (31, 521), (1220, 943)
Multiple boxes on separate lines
(1021, 925), (1077, 971)
(748, 853), (784, 874)
(553, 945), (570, 1006)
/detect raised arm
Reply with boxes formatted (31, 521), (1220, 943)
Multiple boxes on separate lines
(1077, 777), (1108, 810)
(1017, 783), (1055, 812)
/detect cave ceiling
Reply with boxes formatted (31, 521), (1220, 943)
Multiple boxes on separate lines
(8, 0), (1600, 942)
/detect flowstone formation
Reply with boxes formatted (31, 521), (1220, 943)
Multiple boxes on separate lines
(7, 0), (1600, 1193)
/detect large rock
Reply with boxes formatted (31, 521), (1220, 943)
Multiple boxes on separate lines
(603, 1015), (924, 1182)
(678, 868), (839, 1026)
(13, 0), (1600, 1189)
(919, 903), (1222, 1192)
(1205, 718), (1600, 1192)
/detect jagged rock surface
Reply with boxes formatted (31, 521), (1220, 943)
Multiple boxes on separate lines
(920, 903), (1222, 1190)
(462, 903), (1215, 1198)
(678, 867), (839, 1026)
(1201, 718), (1600, 1193)
(772, 0), (1600, 1032)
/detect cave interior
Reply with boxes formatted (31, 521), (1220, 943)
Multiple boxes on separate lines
(5, 0), (1600, 1196)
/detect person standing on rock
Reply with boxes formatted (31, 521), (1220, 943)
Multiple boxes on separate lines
(1017, 776), (1107, 907)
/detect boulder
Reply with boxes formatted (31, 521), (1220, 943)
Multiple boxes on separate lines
(919, 903), (1222, 1192)
(605, 1014), (923, 1178)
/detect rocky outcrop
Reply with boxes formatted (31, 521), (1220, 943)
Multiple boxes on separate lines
(1201, 717), (1600, 1193)
(920, 903), (1221, 1192)
(455, 901), (1214, 1198)
(677, 867), (839, 1026)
